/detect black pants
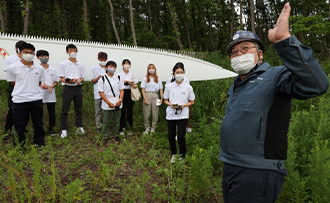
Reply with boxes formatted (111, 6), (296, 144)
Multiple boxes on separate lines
(61, 86), (83, 130)
(46, 103), (56, 130)
(119, 89), (134, 131)
(4, 83), (14, 133)
(167, 119), (187, 158)
(12, 100), (45, 146)
(222, 163), (285, 203)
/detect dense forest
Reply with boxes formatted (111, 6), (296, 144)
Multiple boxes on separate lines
(0, 0), (329, 59)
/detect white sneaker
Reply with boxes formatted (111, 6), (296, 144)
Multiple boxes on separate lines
(170, 155), (176, 164)
(150, 129), (155, 133)
(144, 129), (150, 135)
(127, 131), (133, 136)
(175, 135), (177, 140)
(61, 130), (67, 138)
(76, 127), (85, 135)
(119, 131), (125, 136)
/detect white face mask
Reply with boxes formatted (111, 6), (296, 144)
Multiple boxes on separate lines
(149, 69), (155, 75)
(99, 61), (107, 66)
(69, 52), (77, 58)
(123, 64), (130, 71)
(175, 74), (184, 82)
(22, 54), (35, 62)
(107, 67), (116, 74)
(230, 53), (257, 75)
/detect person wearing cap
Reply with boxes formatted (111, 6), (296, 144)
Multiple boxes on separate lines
(6, 42), (47, 148)
(219, 3), (329, 203)
(91, 52), (108, 133)
(2, 40), (26, 140)
(58, 44), (86, 138)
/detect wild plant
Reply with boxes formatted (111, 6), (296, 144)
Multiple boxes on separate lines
(99, 162), (111, 189)
(63, 178), (84, 202)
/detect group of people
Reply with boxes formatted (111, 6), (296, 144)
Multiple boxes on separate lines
(2, 2), (329, 202)
(2, 41), (196, 165)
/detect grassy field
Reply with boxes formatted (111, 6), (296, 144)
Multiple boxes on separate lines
(0, 51), (329, 202)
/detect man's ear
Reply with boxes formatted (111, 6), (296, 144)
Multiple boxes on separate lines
(259, 50), (263, 60)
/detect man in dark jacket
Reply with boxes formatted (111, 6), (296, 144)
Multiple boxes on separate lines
(219, 2), (329, 203)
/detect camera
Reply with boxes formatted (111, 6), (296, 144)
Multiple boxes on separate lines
(65, 78), (71, 82)
(115, 106), (120, 110)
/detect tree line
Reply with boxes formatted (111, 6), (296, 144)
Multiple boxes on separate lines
(0, 0), (329, 59)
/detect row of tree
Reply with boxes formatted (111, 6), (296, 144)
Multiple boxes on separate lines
(0, 0), (329, 58)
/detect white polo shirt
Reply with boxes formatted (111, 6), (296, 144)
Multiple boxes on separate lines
(118, 70), (138, 90)
(41, 65), (59, 103)
(140, 76), (163, 92)
(164, 82), (195, 120)
(58, 59), (85, 86)
(3, 54), (20, 72)
(6, 61), (45, 103)
(165, 76), (190, 86)
(91, 64), (107, 99)
(98, 74), (125, 110)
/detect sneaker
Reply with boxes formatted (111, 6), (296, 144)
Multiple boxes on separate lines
(143, 129), (150, 135)
(49, 129), (56, 136)
(113, 136), (121, 143)
(150, 129), (155, 133)
(119, 131), (125, 136)
(170, 155), (176, 164)
(103, 138), (109, 146)
(61, 130), (68, 138)
(76, 127), (85, 135)
(175, 135), (177, 140)
(34, 142), (46, 148)
(127, 132), (133, 136)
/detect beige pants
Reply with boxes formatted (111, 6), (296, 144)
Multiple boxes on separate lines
(143, 92), (159, 130)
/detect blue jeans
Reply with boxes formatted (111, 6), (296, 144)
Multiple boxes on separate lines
(222, 163), (285, 203)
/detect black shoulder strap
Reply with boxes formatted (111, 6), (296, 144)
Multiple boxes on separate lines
(102, 75), (105, 83)
(118, 75), (120, 81)
(104, 75), (116, 97)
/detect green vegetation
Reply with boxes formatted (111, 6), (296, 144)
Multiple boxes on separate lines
(0, 54), (329, 202)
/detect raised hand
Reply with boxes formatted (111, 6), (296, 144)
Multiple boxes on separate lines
(268, 2), (292, 43)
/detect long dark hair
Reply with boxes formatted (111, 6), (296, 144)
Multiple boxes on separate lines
(170, 62), (185, 82)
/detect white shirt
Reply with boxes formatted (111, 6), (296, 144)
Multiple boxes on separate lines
(165, 76), (190, 86)
(163, 82), (195, 120)
(118, 70), (138, 90)
(98, 74), (124, 110)
(41, 65), (59, 103)
(6, 61), (45, 103)
(140, 76), (163, 92)
(3, 54), (20, 72)
(91, 64), (107, 99)
(58, 59), (85, 86)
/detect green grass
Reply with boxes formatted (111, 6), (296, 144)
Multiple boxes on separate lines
(0, 55), (329, 202)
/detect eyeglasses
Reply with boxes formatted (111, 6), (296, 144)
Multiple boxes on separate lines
(230, 46), (256, 58)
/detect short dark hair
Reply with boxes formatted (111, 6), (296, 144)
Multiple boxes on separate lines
(122, 59), (131, 65)
(19, 43), (35, 52)
(15, 41), (26, 49)
(66, 44), (77, 52)
(106, 60), (117, 68)
(36, 50), (49, 57)
(98, 52), (108, 59)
